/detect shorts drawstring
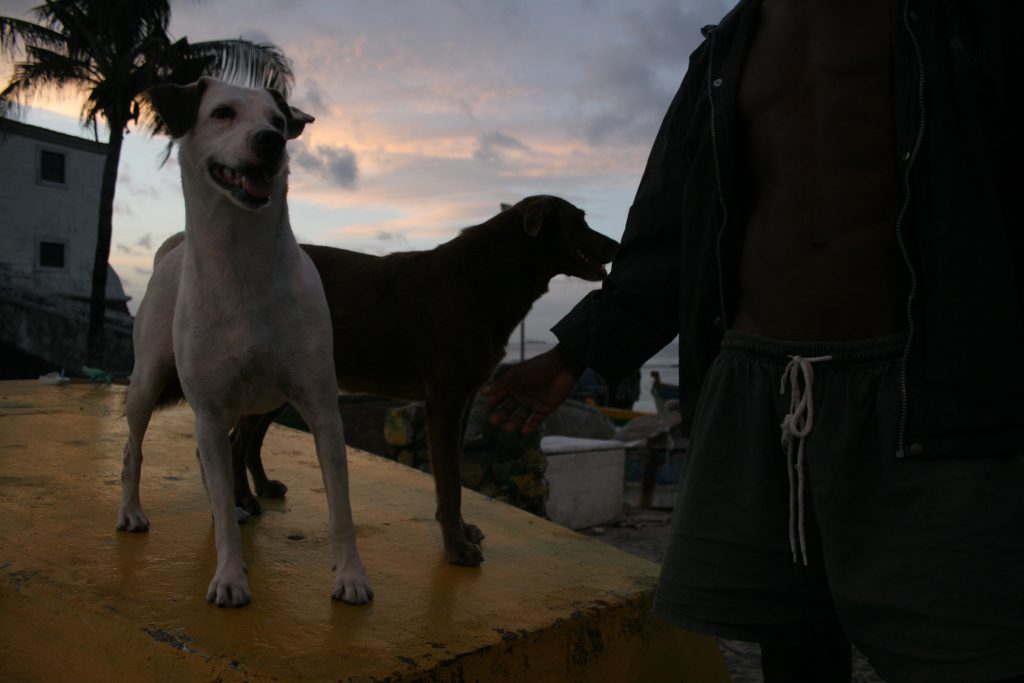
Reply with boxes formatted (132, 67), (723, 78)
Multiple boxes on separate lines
(779, 354), (832, 566)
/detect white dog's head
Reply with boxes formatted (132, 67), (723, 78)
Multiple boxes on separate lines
(149, 77), (314, 210)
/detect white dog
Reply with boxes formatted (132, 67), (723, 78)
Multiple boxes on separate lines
(117, 77), (372, 607)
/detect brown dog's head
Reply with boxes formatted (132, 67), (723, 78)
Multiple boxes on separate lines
(513, 195), (619, 281)
(148, 77), (314, 210)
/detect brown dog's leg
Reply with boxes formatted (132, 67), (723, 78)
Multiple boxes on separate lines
(230, 408), (287, 515)
(230, 418), (260, 516)
(426, 394), (483, 566)
(458, 403), (485, 545)
(245, 408), (288, 498)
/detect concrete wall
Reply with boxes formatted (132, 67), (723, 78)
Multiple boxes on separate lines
(0, 289), (133, 374)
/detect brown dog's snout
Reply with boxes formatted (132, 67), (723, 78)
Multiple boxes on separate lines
(252, 129), (286, 160)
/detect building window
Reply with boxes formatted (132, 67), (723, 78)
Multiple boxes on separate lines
(39, 149), (66, 184)
(38, 240), (67, 269)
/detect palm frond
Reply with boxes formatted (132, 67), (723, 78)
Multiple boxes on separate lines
(41, 1), (116, 75)
(187, 38), (294, 96)
(0, 16), (68, 58)
(0, 52), (95, 120)
(23, 44), (96, 82)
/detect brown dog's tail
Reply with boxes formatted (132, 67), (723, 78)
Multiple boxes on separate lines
(153, 368), (186, 410)
(121, 364), (185, 413)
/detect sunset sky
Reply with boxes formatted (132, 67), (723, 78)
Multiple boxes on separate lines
(1, 0), (730, 340)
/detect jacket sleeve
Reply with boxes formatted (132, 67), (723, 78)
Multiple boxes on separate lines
(552, 57), (703, 386)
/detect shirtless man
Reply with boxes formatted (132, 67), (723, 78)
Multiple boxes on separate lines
(485, 2), (1024, 681)
(733, 0), (906, 341)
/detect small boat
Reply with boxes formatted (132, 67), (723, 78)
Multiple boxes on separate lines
(594, 405), (650, 425)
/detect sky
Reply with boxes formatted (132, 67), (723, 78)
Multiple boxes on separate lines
(0, 0), (731, 341)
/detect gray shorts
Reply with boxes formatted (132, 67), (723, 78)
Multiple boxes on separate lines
(652, 332), (1024, 683)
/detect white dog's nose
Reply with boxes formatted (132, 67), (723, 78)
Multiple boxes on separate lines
(252, 129), (286, 158)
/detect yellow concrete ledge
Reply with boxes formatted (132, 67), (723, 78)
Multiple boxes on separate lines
(0, 381), (729, 682)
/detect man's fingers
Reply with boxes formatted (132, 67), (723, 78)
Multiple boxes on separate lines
(521, 411), (540, 435)
(482, 386), (555, 433)
(484, 395), (512, 425)
(481, 390), (509, 416)
(499, 405), (546, 435)
(490, 398), (523, 428)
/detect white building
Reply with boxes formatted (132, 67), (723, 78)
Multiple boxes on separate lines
(0, 118), (133, 376)
(0, 117), (130, 308)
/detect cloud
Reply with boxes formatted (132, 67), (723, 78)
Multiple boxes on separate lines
(112, 236), (153, 267)
(238, 28), (273, 45)
(474, 131), (528, 164)
(321, 146), (358, 187)
(292, 140), (359, 188)
(374, 230), (407, 244)
(572, 0), (716, 146)
(295, 78), (328, 115)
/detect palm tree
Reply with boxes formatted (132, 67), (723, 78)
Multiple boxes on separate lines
(0, 0), (294, 368)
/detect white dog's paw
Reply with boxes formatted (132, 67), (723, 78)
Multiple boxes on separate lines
(331, 568), (374, 605)
(116, 505), (150, 532)
(206, 572), (251, 608)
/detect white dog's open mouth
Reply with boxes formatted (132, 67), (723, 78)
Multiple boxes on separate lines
(209, 162), (276, 207)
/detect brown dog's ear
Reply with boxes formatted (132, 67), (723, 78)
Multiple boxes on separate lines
(148, 77), (210, 139)
(522, 196), (554, 237)
(267, 89), (315, 140)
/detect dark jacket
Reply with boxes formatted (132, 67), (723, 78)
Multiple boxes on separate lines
(553, 0), (1023, 458)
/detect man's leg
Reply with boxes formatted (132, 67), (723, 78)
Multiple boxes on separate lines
(804, 340), (1024, 682)
(652, 334), (849, 674)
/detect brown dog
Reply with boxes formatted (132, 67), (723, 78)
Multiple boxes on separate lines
(158, 196), (618, 566)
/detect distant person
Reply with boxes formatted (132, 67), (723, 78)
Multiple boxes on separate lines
(485, 2), (1023, 682)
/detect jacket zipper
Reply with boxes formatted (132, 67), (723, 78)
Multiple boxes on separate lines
(895, 0), (926, 457)
(705, 27), (730, 326)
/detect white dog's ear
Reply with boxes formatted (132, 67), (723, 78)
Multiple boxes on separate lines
(148, 77), (210, 138)
(522, 196), (555, 237)
(267, 89), (315, 140)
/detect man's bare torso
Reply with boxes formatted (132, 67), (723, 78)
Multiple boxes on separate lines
(732, 0), (908, 340)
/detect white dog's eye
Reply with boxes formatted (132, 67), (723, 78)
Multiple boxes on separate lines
(211, 106), (235, 120)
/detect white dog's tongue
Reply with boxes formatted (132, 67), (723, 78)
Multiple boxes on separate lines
(242, 173), (273, 200)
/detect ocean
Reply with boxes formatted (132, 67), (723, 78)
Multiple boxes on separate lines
(503, 340), (680, 414)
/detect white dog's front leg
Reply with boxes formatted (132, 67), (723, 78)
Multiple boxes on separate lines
(195, 413), (251, 607)
(296, 398), (373, 604)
